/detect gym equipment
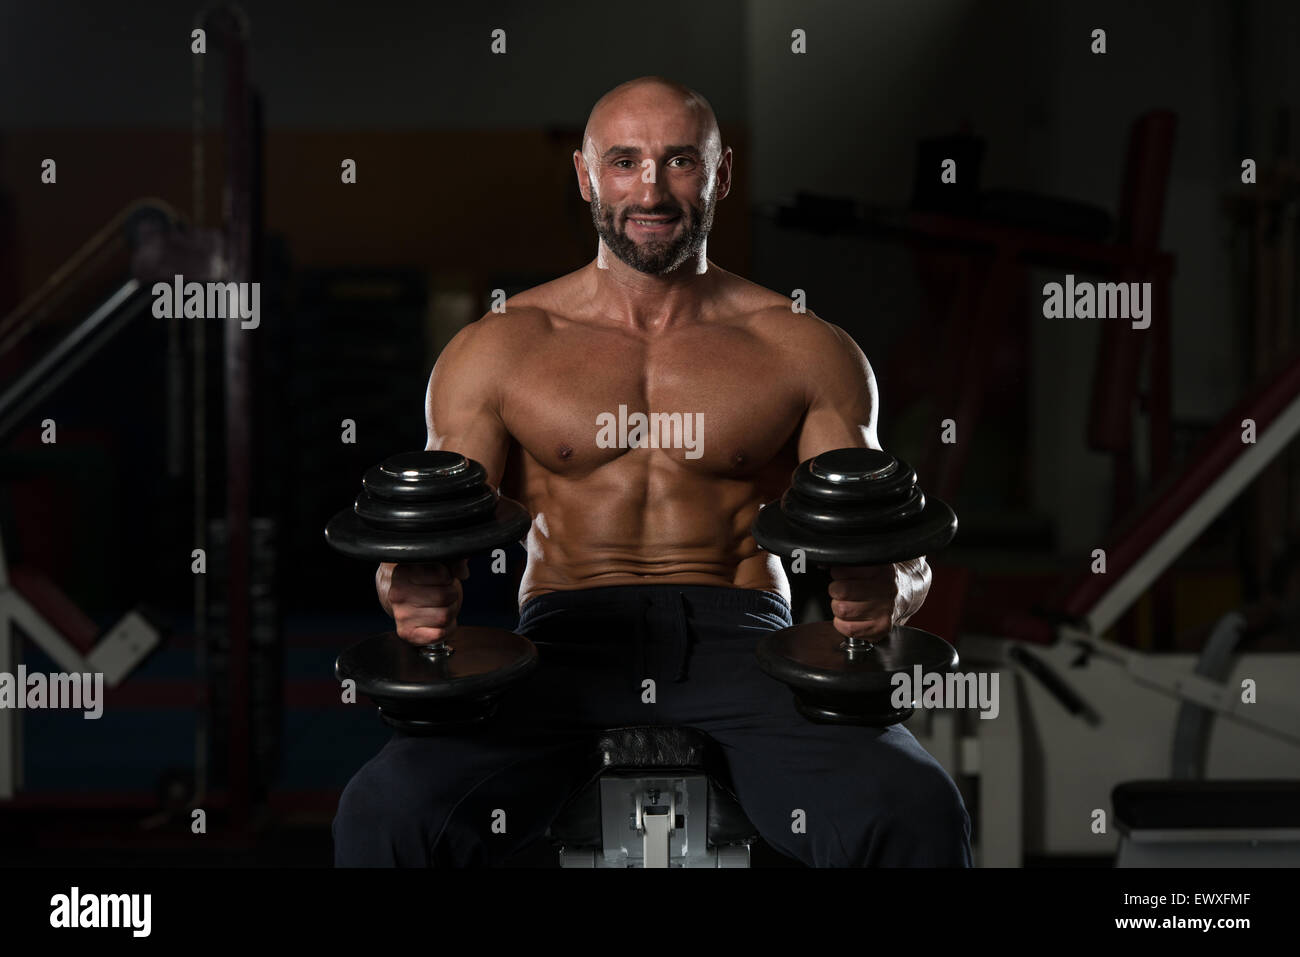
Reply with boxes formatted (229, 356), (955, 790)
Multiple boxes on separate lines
(546, 726), (757, 868)
(1113, 779), (1300, 866)
(325, 450), (536, 732)
(0, 534), (164, 799)
(751, 447), (959, 725)
(0, 4), (269, 824)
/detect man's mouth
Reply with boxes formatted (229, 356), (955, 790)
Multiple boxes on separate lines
(626, 214), (680, 233)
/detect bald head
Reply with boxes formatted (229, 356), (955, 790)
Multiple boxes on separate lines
(582, 76), (721, 162)
(575, 77), (731, 276)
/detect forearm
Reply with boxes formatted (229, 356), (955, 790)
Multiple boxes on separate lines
(893, 556), (931, 626)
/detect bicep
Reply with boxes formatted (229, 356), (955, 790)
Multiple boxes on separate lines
(796, 322), (880, 460)
(424, 320), (513, 488)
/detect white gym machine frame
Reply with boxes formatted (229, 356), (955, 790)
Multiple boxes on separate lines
(0, 533), (161, 799)
(914, 356), (1300, 865)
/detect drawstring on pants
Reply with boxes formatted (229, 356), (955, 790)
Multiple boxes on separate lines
(668, 591), (691, 681)
(630, 591), (693, 692)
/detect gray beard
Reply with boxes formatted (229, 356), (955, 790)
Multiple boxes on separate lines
(590, 196), (713, 275)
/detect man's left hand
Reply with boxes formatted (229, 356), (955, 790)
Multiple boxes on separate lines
(827, 564), (901, 642)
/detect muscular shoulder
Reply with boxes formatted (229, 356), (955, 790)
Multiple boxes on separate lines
(425, 313), (537, 427)
(440, 300), (553, 368)
(436, 268), (596, 384)
(718, 295), (872, 423)
(737, 298), (864, 378)
(708, 269), (845, 343)
(724, 287), (877, 446)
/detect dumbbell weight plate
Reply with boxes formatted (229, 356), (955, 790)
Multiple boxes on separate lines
(750, 447), (961, 727)
(777, 486), (927, 534)
(789, 448), (919, 505)
(326, 450), (538, 732)
(336, 626), (538, 732)
(361, 451), (489, 501)
(352, 486), (499, 531)
(325, 496), (531, 563)
(756, 622), (958, 726)
(752, 494), (956, 565)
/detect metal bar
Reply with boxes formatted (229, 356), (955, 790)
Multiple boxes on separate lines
(0, 597), (16, 799)
(1086, 388), (1300, 635)
(221, 6), (254, 838)
(976, 666), (1023, 867)
(1121, 828), (1300, 843)
(0, 199), (181, 355)
(1128, 666), (1300, 746)
(0, 280), (143, 441)
(1065, 627), (1300, 746)
(4, 589), (93, 674)
(643, 811), (670, 868)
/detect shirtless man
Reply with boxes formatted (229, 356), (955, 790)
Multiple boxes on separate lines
(333, 76), (971, 867)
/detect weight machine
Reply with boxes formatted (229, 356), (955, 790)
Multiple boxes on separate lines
(0, 2), (266, 841)
(916, 351), (1300, 865)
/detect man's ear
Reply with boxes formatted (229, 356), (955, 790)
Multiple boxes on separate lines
(715, 146), (734, 202)
(574, 149), (593, 203)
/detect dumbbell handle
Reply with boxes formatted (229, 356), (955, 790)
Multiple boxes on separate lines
(390, 556), (472, 661)
(840, 634), (874, 654)
(812, 561), (902, 657)
(374, 546), (518, 661)
(405, 556), (478, 660)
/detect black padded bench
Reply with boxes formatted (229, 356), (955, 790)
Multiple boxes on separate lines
(1112, 780), (1300, 866)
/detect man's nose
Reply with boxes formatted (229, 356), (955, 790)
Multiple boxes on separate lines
(631, 163), (672, 205)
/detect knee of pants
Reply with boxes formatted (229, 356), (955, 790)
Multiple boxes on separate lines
(784, 756), (970, 868)
(857, 761), (972, 867)
(333, 755), (463, 867)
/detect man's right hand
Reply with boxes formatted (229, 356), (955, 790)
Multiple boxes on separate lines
(377, 560), (470, 645)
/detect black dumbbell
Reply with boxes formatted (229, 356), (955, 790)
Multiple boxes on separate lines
(325, 450), (536, 733)
(751, 447), (959, 726)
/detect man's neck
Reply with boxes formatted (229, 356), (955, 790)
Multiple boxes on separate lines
(590, 242), (715, 332)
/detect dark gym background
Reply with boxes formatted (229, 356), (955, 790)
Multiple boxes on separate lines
(0, 0), (1296, 866)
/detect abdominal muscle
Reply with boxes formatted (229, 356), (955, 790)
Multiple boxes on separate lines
(513, 455), (790, 608)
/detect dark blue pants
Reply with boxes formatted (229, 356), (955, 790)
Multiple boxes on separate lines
(333, 585), (972, 867)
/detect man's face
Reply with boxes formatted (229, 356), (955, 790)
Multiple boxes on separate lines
(578, 96), (729, 275)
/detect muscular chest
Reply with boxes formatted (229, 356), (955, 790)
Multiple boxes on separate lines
(501, 322), (804, 476)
